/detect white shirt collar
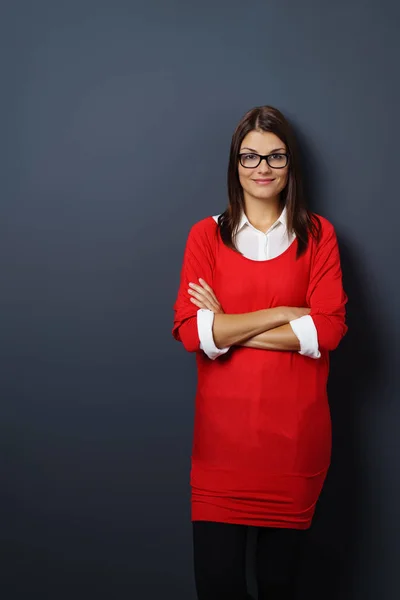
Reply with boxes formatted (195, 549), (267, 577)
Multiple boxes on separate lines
(236, 205), (288, 234)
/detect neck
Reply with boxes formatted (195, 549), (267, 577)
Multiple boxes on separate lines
(242, 196), (282, 231)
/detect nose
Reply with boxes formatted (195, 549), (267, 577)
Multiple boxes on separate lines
(257, 157), (272, 173)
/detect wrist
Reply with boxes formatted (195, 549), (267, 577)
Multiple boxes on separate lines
(273, 306), (289, 325)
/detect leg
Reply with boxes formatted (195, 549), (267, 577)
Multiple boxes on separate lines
(255, 527), (308, 600)
(192, 520), (249, 600)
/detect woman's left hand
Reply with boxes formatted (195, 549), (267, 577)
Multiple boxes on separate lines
(188, 278), (225, 314)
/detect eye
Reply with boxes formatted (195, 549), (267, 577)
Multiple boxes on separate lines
(243, 153), (258, 159)
(270, 153), (285, 160)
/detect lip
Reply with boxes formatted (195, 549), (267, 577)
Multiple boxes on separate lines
(253, 179), (275, 184)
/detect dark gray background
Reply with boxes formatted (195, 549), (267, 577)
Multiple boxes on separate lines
(1, 1), (399, 598)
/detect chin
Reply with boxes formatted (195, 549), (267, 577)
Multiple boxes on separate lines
(251, 189), (277, 199)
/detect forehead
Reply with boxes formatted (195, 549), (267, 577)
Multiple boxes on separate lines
(240, 130), (286, 152)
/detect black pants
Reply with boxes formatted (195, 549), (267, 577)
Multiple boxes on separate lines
(192, 521), (308, 600)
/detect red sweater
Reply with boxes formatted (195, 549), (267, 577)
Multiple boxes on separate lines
(172, 214), (347, 528)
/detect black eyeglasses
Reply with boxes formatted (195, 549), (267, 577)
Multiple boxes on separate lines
(239, 152), (289, 169)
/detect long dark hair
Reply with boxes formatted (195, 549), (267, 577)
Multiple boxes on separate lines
(218, 105), (321, 258)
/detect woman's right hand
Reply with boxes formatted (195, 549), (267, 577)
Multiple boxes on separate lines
(281, 306), (311, 322)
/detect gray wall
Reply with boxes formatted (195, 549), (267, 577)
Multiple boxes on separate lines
(1, 1), (399, 598)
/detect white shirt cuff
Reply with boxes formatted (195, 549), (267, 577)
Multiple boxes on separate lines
(197, 308), (230, 360)
(289, 315), (321, 359)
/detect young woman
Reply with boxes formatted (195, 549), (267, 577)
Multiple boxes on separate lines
(172, 105), (348, 600)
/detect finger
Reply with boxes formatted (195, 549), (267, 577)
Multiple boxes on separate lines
(191, 281), (220, 308)
(188, 289), (217, 311)
(198, 278), (220, 304)
(190, 296), (223, 314)
(189, 290), (221, 313)
(197, 287), (223, 312)
(190, 297), (208, 309)
(188, 285), (217, 307)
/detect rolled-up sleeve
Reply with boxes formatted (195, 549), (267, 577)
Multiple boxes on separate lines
(197, 308), (230, 360)
(289, 314), (321, 359)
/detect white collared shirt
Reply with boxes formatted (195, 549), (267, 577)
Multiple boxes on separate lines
(197, 206), (321, 360)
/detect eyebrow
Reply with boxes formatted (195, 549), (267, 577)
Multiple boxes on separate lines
(240, 147), (286, 153)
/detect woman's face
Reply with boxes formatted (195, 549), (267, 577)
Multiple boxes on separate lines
(238, 130), (289, 204)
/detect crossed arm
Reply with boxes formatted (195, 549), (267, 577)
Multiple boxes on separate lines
(240, 323), (302, 351)
(188, 278), (307, 352)
(173, 220), (347, 356)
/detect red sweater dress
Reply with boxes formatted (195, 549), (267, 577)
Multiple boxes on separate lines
(172, 214), (347, 529)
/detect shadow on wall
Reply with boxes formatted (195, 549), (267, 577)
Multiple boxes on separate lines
(294, 129), (383, 600)
(297, 237), (382, 600)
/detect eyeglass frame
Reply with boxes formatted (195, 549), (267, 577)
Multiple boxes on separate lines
(238, 152), (290, 169)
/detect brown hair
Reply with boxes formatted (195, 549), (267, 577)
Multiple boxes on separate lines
(218, 105), (321, 258)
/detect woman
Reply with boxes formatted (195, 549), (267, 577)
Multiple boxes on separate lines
(172, 105), (347, 600)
